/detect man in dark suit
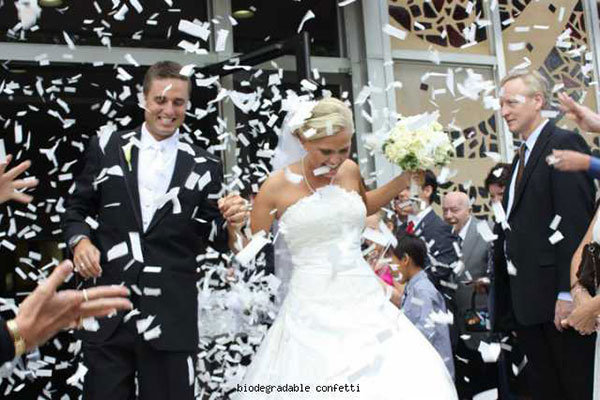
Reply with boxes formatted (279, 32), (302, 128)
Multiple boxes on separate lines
(394, 170), (459, 269)
(63, 61), (246, 399)
(492, 69), (596, 400)
(442, 191), (497, 397)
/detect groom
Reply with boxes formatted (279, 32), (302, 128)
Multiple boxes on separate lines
(63, 61), (247, 399)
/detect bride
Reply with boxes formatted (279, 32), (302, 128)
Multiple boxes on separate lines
(230, 97), (457, 399)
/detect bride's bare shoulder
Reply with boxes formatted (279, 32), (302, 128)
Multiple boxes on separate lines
(258, 163), (302, 195)
(338, 159), (361, 179)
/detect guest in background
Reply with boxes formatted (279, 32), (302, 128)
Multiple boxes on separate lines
(390, 233), (455, 378)
(442, 191), (497, 398)
(484, 163), (512, 206)
(394, 169), (459, 348)
(393, 170), (459, 279)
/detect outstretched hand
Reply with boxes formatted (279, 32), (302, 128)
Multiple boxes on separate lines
(14, 260), (132, 351)
(0, 155), (38, 205)
(558, 92), (600, 133)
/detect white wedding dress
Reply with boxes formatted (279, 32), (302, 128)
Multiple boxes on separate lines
(233, 185), (457, 399)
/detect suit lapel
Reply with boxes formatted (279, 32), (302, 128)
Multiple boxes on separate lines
(144, 143), (196, 234)
(502, 155), (519, 212)
(119, 128), (143, 232)
(510, 123), (554, 215)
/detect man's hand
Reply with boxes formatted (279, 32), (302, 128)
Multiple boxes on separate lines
(558, 92), (600, 133)
(14, 260), (132, 351)
(73, 238), (102, 279)
(0, 155), (38, 205)
(551, 149), (591, 172)
(218, 193), (250, 230)
(554, 299), (574, 332)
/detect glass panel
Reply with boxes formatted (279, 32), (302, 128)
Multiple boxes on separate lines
(0, 0), (208, 49)
(232, 0), (340, 57)
(388, 0), (492, 55)
(393, 62), (499, 218)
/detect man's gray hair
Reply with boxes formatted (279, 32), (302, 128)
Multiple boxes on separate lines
(500, 69), (550, 107)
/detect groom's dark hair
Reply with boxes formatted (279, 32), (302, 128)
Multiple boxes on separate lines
(422, 169), (438, 204)
(392, 233), (427, 269)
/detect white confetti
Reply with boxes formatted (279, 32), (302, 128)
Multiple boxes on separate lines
(506, 259), (517, 276)
(476, 221), (497, 242)
(129, 232), (144, 263)
(297, 10), (315, 33)
(107, 241), (128, 261)
(382, 23), (407, 40)
(178, 19), (211, 40)
(478, 341), (501, 363)
(235, 230), (270, 266)
(549, 215), (562, 231)
(215, 29), (229, 52)
(549, 230), (564, 245)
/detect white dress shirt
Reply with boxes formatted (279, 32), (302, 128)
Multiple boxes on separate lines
(138, 123), (179, 231)
(408, 206), (433, 229)
(457, 216), (472, 241)
(506, 119), (548, 218)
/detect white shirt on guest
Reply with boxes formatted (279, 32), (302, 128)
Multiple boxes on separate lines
(506, 119), (548, 218)
(408, 205), (433, 229)
(457, 216), (472, 241)
(138, 123), (179, 231)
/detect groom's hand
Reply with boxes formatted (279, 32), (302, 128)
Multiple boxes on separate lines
(73, 238), (102, 279)
(218, 193), (250, 229)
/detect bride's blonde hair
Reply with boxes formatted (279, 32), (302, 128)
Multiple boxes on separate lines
(297, 97), (354, 141)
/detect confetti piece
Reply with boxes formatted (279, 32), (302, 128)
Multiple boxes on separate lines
(136, 315), (155, 334)
(129, 232), (144, 263)
(107, 241), (128, 262)
(477, 221), (497, 242)
(549, 215), (562, 231)
(492, 201), (506, 224)
(383, 24), (407, 40)
(235, 230), (270, 266)
(143, 325), (162, 340)
(478, 341), (501, 363)
(506, 259), (517, 276)
(313, 166), (331, 176)
(297, 10), (315, 33)
(473, 388), (498, 400)
(549, 230), (564, 245)
(85, 216), (99, 230)
(215, 29), (229, 52)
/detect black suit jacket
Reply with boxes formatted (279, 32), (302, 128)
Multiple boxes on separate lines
(0, 318), (15, 363)
(63, 127), (228, 352)
(492, 123), (595, 330)
(416, 209), (460, 268)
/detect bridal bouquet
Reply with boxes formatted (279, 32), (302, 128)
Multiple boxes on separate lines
(382, 111), (453, 171)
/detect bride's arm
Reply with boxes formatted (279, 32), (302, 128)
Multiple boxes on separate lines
(353, 164), (411, 216)
(226, 175), (279, 253)
(250, 181), (278, 235)
(570, 209), (597, 306)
